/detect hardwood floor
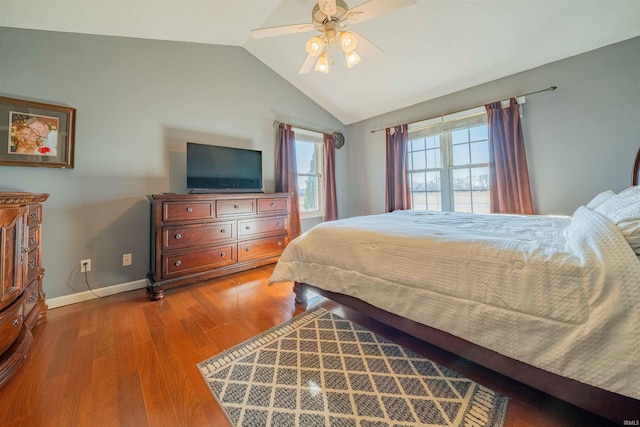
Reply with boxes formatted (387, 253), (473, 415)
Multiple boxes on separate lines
(0, 264), (616, 426)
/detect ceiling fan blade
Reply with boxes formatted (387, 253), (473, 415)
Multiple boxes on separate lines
(298, 54), (317, 74)
(350, 30), (384, 60)
(346, 0), (417, 24)
(317, 0), (337, 17)
(251, 23), (315, 39)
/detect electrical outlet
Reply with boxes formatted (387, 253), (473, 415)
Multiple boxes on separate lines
(80, 259), (91, 272)
(123, 253), (132, 266)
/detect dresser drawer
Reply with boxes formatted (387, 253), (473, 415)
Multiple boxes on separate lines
(26, 247), (40, 283)
(238, 235), (288, 263)
(23, 280), (39, 321)
(163, 221), (234, 251)
(216, 199), (255, 217)
(238, 216), (288, 238)
(27, 227), (40, 248)
(162, 245), (236, 278)
(0, 297), (24, 356)
(257, 197), (289, 214)
(163, 201), (213, 222)
(27, 204), (42, 226)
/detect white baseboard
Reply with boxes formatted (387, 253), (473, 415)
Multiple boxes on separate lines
(47, 278), (149, 309)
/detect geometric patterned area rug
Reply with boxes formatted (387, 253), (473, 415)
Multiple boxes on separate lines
(198, 307), (508, 427)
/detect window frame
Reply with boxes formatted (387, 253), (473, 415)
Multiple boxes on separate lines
(407, 108), (490, 213)
(293, 128), (325, 219)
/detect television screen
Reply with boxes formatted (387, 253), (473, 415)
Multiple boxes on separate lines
(186, 142), (263, 193)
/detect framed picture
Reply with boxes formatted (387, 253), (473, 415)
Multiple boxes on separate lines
(0, 96), (75, 168)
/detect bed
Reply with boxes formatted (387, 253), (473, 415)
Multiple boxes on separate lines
(269, 147), (640, 424)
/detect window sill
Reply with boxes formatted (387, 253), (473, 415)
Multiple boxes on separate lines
(300, 212), (324, 220)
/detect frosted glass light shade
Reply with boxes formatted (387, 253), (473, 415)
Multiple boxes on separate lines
(344, 50), (361, 68)
(315, 53), (329, 73)
(305, 36), (324, 56)
(339, 31), (358, 51)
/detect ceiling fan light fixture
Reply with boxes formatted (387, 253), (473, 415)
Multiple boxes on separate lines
(315, 52), (329, 73)
(305, 36), (324, 56)
(339, 31), (358, 51)
(344, 50), (361, 68)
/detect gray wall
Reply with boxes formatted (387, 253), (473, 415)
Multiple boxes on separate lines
(345, 36), (640, 217)
(0, 27), (346, 299)
(2, 27), (638, 300)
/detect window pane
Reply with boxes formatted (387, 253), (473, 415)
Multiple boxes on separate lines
(298, 176), (319, 212)
(412, 192), (427, 210)
(469, 124), (488, 142)
(470, 140), (489, 164)
(426, 171), (440, 191)
(452, 143), (470, 166)
(471, 166), (489, 190)
(453, 191), (472, 213)
(411, 150), (426, 170)
(452, 128), (469, 145)
(472, 190), (490, 213)
(452, 168), (470, 191)
(410, 138), (426, 151)
(295, 141), (316, 174)
(425, 135), (438, 149)
(427, 191), (442, 211)
(426, 148), (440, 169)
(410, 172), (426, 191)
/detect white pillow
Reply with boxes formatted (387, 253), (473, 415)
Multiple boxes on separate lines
(586, 190), (616, 209)
(594, 186), (640, 255)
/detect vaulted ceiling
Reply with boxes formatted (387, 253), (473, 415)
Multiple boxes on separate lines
(2, 0), (639, 124)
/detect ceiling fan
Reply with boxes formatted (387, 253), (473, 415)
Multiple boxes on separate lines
(251, 0), (417, 74)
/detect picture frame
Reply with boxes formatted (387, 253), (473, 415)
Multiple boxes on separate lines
(0, 96), (75, 168)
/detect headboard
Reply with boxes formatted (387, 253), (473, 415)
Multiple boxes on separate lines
(634, 147), (640, 186)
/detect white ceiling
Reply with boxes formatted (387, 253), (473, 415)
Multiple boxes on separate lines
(2, 0), (639, 125)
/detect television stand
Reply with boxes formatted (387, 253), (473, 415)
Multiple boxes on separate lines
(147, 192), (292, 300)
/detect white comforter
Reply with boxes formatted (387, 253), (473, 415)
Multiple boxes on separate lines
(269, 207), (640, 399)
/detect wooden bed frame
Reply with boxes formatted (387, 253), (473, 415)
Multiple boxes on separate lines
(293, 146), (640, 424)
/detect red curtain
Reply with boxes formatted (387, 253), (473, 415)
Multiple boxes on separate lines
(275, 123), (302, 238)
(323, 133), (338, 221)
(385, 124), (411, 212)
(485, 98), (534, 214)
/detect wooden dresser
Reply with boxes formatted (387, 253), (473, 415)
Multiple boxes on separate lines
(0, 192), (48, 388)
(147, 192), (292, 300)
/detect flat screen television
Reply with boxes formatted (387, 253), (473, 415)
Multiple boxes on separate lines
(186, 142), (263, 193)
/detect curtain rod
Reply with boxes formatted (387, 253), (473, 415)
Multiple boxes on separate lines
(273, 120), (327, 135)
(370, 86), (557, 134)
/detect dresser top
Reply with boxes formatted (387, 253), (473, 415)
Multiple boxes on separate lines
(0, 192), (49, 205)
(148, 192), (292, 202)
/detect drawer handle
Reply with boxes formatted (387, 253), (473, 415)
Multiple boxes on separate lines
(245, 226), (251, 230)
(29, 236), (36, 245)
(28, 259), (36, 270)
(29, 212), (38, 220)
(175, 260), (182, 267)
(245, 248), (250, 252)
(186, 207), (193, 213)
(277, 241), (282, 246)
(13, 318), (20, 327)
(234, 205), (239, 209)
(30, 292), (38, 302)
(276, 222), (281, 226)
(271, 203), (275, 207)
(175, 233), (182, 240)
(220, 252), (226, 257)
(220, 229), (225, 233)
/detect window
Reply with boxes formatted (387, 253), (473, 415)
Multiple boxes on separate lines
(407, 108), (490, 213)
(294, 128), (324, 218)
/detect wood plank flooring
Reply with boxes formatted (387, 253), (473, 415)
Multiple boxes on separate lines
(0, 265), (615, 426)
